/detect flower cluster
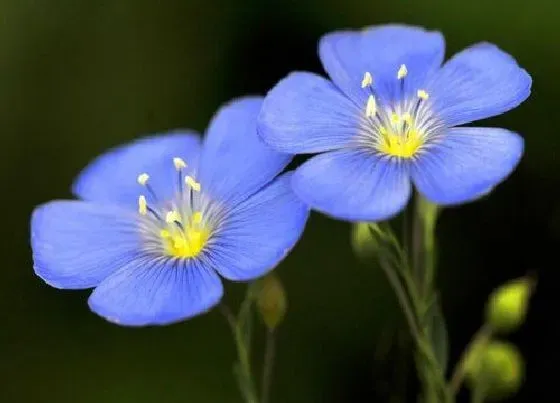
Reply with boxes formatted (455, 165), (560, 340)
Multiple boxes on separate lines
(30, 24), (531, 326)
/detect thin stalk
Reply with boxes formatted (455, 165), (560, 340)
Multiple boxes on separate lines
(233, 323), (258, 403)
(239, 284), (256, 356)
(410, 195), (448, 402)
(416, 195), (438, 300)
(260, 329), (276, 403)
(379, 224), (422, 309)
(412, 195), (424, 289)
(402, 203), (411, 260)
(378, 254), (423, 343)
(371, 221), (449, 402)
(220, 295), (259, 403)
(449, 324), (493, 395)
(378, 253), (450, 403)
(470, 381), (487, 403)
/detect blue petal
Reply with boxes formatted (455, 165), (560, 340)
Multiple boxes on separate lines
(411, 127), (524, 205)
(206, 172), (309, 281)
(88, 258), (223, 326)
(31, 201), (142, 289)
(292, 150), (412, 221)
(258, 72), (361, 153)
(73, 131), (202, 209)
(319, 25), (445, 104)
(427, 43), (532, 126)
(198, 97), (292, 206)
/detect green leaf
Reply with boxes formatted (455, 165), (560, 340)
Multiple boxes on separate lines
(424, 296), (449, 375)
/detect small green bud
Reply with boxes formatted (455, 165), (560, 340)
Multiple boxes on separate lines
(466, 341), (524, 401)
(351, 222), (379, 261)
(255, 273), (287, 330)
(486, 276), (535, 334)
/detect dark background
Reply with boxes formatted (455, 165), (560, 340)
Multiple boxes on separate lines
(1, 0), (557, 402)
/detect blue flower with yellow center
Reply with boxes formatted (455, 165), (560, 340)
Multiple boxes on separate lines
(31, 97), (309, 326)
(258, 25), (532, 221)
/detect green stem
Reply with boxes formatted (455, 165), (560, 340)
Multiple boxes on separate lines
(378, 254), (423, 343)
(416, 338), (452, 403)
(449, 324), (493, 395)
(234, 323), (258, 403)
(410, 195), (447, 402)
(377, 224), (421, 308)
(239, 284), (257, 357)
(412, 196), (424, 288)
(378, 252), (449, 403)
(220, 287), (260, 403)
(371, 222), (450, 402)
(260, 329), (276, 403)
(415, 195), (438, 300)
(402, 203), (411, 261)
(471, 381), (487, 403)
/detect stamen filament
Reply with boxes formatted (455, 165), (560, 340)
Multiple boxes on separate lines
(138, 172), (159, 202)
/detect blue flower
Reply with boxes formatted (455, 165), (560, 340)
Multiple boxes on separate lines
(258, 25), (531, 221)
(31, 97), (309, 326)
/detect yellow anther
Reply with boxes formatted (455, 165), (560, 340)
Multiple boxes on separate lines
(137, 173), (150, 186)
(390, 113), (401, 125)
(173, 157), (187, 170)
(361, 72), (373, 88)
(192, 211), (203, 224)
(160, 229), (171, 239)
(397, 64), (408, 79)
(185, 176), (201, 192)
(165, 210), (182, 224)
(417, 89), (429, 100)
(379, 126), (388, 135)
(138, 195), (147, 215)
(365, 95), (377, 118)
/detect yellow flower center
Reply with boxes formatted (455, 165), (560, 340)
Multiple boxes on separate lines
(376, 128), (424, 158)
(361, 67), (431, 159)
(136, 157), (211, 259)
(159, 212), (210, 258)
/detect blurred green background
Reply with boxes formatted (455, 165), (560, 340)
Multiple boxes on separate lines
(1, 0), (556, 401)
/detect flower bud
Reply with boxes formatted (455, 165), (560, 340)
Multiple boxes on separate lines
(486, 276), (535, 334)
(465, 341), (524, 401)
(255, 273), (287, 330)
(351, 222), (379, 261)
